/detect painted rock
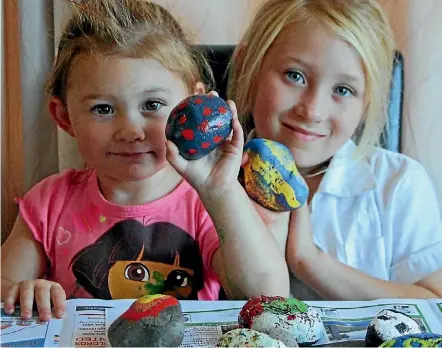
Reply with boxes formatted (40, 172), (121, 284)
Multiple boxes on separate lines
(365, 309), (422, 347)
(107, 294), (185, 347)
(238, 296), (324, 347)
(243, 139), (308, 212)
(380, 333), (442, 347)
(165, 94), (233, 160)
(217, 328), (287, 348)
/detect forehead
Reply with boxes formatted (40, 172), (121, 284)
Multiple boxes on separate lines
(265, 21), (365, 81)
(66, 53), (187, 96)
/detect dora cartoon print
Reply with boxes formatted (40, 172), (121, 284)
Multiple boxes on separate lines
(70, 220), (204, 300)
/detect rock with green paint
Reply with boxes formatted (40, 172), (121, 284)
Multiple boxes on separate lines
(238, 296), (324, 347)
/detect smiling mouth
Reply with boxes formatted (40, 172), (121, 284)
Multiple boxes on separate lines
(282, 123), (325, 140)
(109, 151), (152, 157)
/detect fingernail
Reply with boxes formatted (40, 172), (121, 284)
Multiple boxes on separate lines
(56, 309), (65, 318)
(22, 310), (31, 319)
(4, 307), (14, 314)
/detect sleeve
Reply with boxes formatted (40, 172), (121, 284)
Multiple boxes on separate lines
(387, 161), (442, 284)
(196, 202), (220, 272)
(18, 169), (75, 261)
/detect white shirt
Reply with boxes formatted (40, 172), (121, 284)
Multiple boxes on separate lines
(310, 140), (442, 285)
(246, 132), (442, 298)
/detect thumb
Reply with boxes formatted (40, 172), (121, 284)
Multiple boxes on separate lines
(165, 141), (189, 176)
(241, 151), (249, 167)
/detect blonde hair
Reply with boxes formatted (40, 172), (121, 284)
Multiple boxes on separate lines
(47, 0), (214, 104)
(228, 0), (395, 156)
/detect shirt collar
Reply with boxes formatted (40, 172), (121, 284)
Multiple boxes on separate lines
(318, 140), (376, 196)
(245, 129), (375, 197)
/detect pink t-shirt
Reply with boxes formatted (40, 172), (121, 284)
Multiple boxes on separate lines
(19, 168), (221, 300)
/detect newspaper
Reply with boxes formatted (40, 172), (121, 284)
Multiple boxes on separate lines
(1, 298), (441, 347)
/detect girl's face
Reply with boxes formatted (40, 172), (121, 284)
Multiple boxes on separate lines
(252, 21), (366, 170)
(63, 53), (190, 182)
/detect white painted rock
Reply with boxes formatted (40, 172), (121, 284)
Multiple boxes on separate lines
(217, 328), (287, 347)
(239, 296), (324, 347)
(365, 309), (422, 346)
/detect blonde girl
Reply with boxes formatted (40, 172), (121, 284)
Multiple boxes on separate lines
(229, 0), (442, 299)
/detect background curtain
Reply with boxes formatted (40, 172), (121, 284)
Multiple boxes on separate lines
(2, 0), (442, 241)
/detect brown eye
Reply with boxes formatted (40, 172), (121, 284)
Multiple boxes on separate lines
(167, 270), (190, 287)
(124, 263), (149, 282)
(91, 104), (114, 115)
(142, 101), (163, 112)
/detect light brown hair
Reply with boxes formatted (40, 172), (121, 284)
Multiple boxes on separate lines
(47, 0), (214, 104)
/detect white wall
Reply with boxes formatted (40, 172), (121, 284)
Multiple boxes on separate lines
(19, 0), (58, 190)
(380, 0), (442, 210)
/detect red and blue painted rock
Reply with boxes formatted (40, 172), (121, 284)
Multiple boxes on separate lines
(166, 94), (233, 160)
(239, 296), (324, 347)
(107, 294), (185, 347)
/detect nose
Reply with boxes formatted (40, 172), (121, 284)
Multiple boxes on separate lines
(294, 88), (328, 123)
(113, 112), (146, 142)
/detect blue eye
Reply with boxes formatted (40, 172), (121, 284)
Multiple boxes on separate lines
(142, 101), (163, 112)
(285, 70), (306, 84)
(334, 86), (354, 97)
(91, 104), (114, 115)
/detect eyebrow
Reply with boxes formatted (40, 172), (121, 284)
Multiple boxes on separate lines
(283, 56), (312, 71)
(80, 87), (172, 103)
(335, 73), (363, 84)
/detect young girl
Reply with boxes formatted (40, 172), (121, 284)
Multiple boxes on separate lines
(229, 0), (442, 299)
(1, 0), (288, 321)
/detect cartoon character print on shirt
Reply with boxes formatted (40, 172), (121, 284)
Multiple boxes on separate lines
(69, 220), (204, 300)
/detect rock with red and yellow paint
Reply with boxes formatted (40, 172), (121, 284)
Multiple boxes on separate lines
(166, 94), (233, 160)
(217, 328), (287, 348)
(239, 296), (324, 347)
(107, 294), (185, 347)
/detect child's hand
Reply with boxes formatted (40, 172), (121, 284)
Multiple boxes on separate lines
(251, 200), (290, 249)
(287, 204), (318, 267)
(166, 92), (243, 194)
(3, 279), (66, 321)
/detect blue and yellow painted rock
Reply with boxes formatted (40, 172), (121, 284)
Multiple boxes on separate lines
(166, 94), (233, 160)
(243, 139), (308, 212)
(380, 333), (442, 347)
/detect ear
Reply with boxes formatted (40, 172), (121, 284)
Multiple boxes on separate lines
(48, 97), (75, 137)
(193, 81), (206, 95)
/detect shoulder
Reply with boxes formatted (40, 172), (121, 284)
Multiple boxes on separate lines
(323, 141), (434, 199)
(366, 147), (437, 208)
(368, 147), (428, 186)
(23, 168), (93, 201)
(365, 147), (441, 221)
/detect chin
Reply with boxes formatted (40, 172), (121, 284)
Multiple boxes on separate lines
(118, 164), (169, 182)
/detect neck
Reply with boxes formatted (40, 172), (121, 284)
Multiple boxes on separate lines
(298, 159), (331, 204)
(304, 173), (324, 205)
(298, 159), (331, 178)
(97, 166), (182, 206)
